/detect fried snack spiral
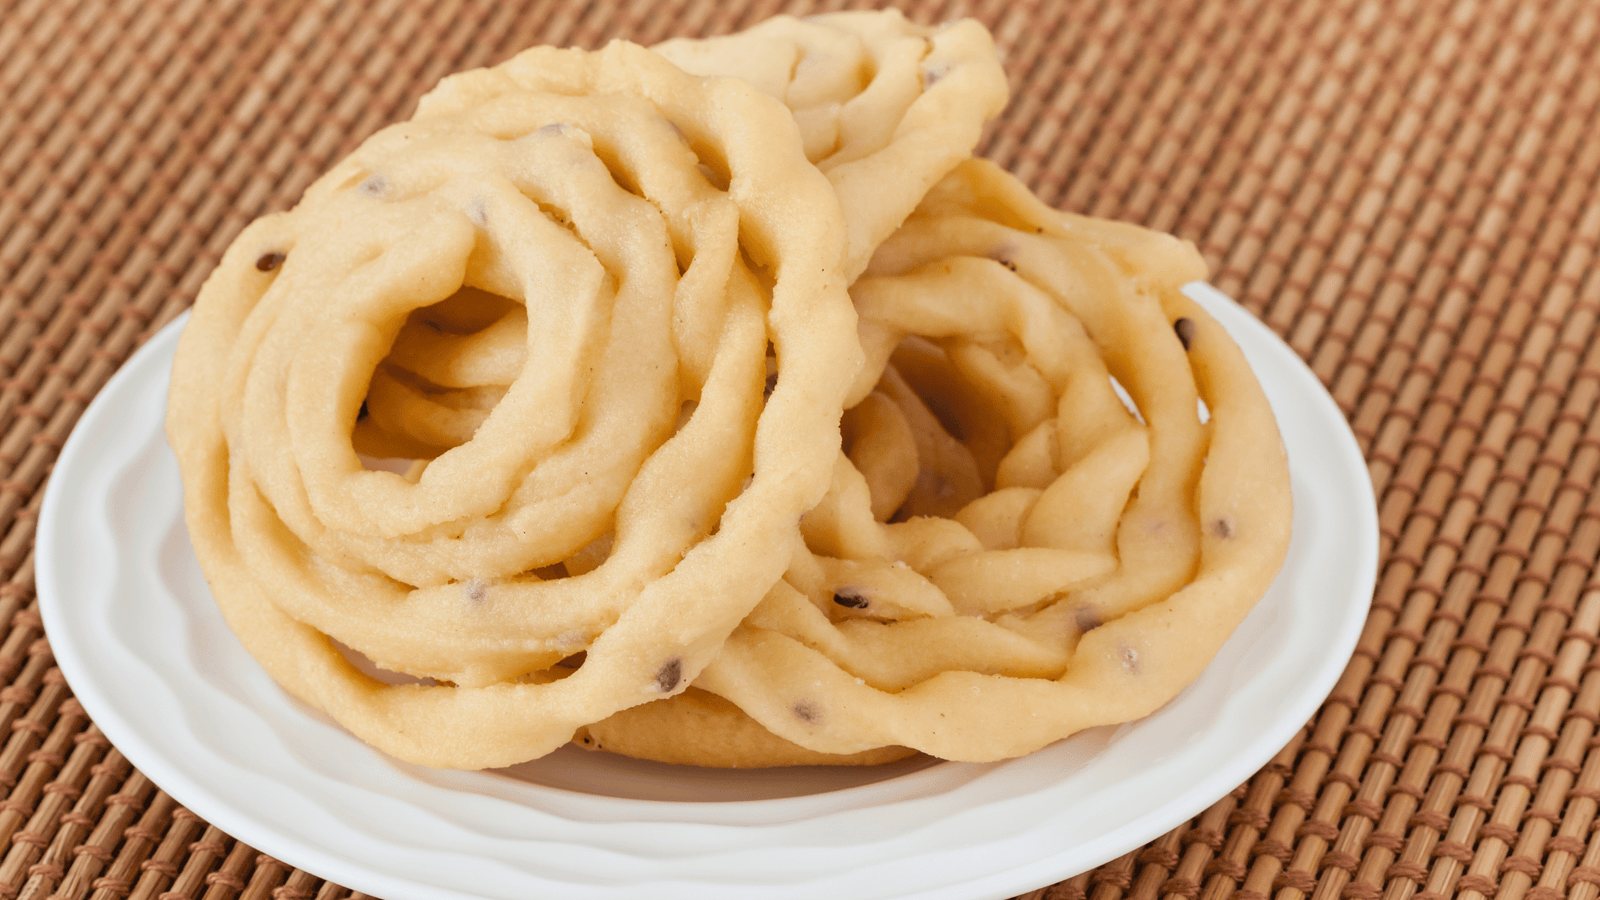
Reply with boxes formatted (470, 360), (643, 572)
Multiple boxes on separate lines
(656, 10), (1008, 278)
(577, 160), (1292, 765)
(166, 41), (860, 769)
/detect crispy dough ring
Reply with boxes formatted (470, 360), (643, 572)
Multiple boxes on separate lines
(585, 160), (1291, 765)
(655, 10), (1008, 278)
(166, 41), (859, 769)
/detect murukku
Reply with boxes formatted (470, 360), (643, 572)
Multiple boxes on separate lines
(576, 160), (1292, 765)
(169, 11), (1291, 772)
(166, 41), (859, 769)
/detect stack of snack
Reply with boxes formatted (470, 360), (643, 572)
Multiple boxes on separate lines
(166, 12), (1291, 770)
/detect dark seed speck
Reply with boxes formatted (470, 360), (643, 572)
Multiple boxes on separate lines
(255, 252), (286, 272)
(1211, 517), (1234, 539)
(833, 590), (869, 610)
(1174, 317), (1196, 350)
(792, 700), (820, 723)
(654, 658), (683, 693)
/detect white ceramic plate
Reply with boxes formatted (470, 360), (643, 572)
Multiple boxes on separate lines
(37, 283), (1376, 900)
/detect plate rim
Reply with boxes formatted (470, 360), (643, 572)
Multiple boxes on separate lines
(36, 282), (1377, 900)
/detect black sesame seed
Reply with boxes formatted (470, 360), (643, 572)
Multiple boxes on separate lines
(654, 657), (683, 693)
(1174, 317), (1196, 350)
(832, 590), (869, 610)
(255, 251), (286, 272)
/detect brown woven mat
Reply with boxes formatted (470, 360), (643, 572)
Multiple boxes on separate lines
(3, 0), (1598, 897)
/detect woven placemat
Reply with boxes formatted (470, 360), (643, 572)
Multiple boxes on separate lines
(3, 0), (1598, 898)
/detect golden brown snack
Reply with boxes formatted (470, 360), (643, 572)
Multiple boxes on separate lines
(588, 160), (1293, 765)
(574, 688), (916, 768)
(166, 41), (859, 769)
(655, 10), (1009, 278)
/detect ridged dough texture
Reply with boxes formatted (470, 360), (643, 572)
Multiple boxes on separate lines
(578, 159), (1292, 766)
(167, 41), (860, 769)
(655, 10), (1009, 278)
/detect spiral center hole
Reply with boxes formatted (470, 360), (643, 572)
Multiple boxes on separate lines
(352, 285), (527, 461)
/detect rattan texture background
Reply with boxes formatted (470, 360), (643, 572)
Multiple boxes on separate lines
(2, 0), (1597, 898)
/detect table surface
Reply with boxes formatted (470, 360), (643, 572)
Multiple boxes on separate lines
(3, 1), (1598, 898)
